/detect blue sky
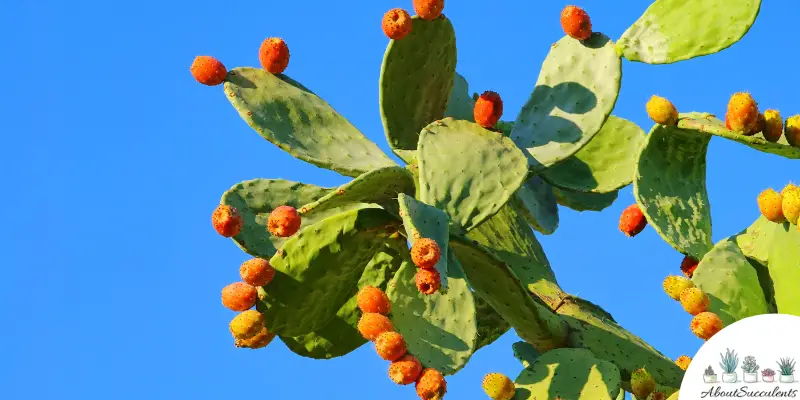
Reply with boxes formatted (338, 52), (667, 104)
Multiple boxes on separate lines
(1, 0), (797, 399)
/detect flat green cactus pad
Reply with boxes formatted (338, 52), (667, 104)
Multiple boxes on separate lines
(444, 72), (476, 122)
(765, 222), (800, 316)
(397, 193), (450, 290)
(678, 113), (800, 158)
(380, 16), (457, 164)
(257, 208), (398, 336)
(691, 239), (770, 326)
(511, 33), (621, 173)
(224, 68), (395, 177)
(512, 341), (539, 369)
(475, 296), (511, 351)
(634, 123), (713, 259)
(450, 237), (567, 351)
(513, 176), (559, 235)
(418, 118), (528, 233)
(558, 298), (684, 391)
(616, 0), (762, 64)
(280, 240), (404, 359)
(542, 116), (645, 193)
(299, 166), (414, 217)
(553, 187), (619, 212)
(733, 216), (784, 265)
(221, 179), (373, 259)
(387, 249), (477, 375)
(512, 348), (622, 400)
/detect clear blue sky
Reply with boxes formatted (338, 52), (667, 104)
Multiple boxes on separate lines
(1, 1), (797, 399)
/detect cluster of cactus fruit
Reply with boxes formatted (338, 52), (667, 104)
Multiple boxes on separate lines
(189, 0), (800, 398)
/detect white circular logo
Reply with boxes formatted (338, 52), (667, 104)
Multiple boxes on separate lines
(680, 314), (800, 399)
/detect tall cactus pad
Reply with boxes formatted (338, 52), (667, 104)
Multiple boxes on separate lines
(418, 118), (528, 233)
(691, 239), (770, 326)
(443, 72), (475, 122)
(224, 67), (395, 177)
(678, 113), (800, 159)
(222, 179), (369, 259)
(513, 176), (559, 235)
(299, 166), (415, 217)
(542, 116), (646, 193)
(734, 216), (785, 265)
(766, 223), (800, 316)
(450, 238), (568, 351)
(475, 296), (511, 351)
(256, 208), (398, 336)
(380, 16), (457, 164)
(397, 193), (450, 289)
(512, 341), (539, 369)
(387, 250), (477, 375)
(280, 241), (404, 359)
(553, 187), (619, 212)
(511, 33), (621, 173)
(513, 348), (622, 400)
(634, 123), (713, 259)
(616, 0), (762, 64)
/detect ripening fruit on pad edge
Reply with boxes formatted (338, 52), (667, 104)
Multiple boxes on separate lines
(619, 204), (647, 237)
(645, 95), (678, 126)
(675, 355), (692, 371)
(240, 258), (275, 287)
(415, 269), (442, 295)
(388, 355), (423, 385)
(229, 310), (266, 340)
(412, 0), (445, 21)
(410, 238), (441, 270)
(259, 37), (290, 74)
(222, 282), (258, 312)
(757, 188), (785, 223)
(357, 285), (392, 315)
(416, 368), (447, 400)
(680, 255), (699, 278)
(212, 204), (242, 237)
(374, 331), (408, 361)
(763, 109), (784, 142)
(482, 373), (515, 400)
(691, 312), (724, 340)
(382, 8), (413, 40)
(630, 368), (656, 399)
(680, 287), (710, 315)
(663, 275), (694, 301)
(786, 115), (800, 147)
(268, 205), (302, 237)
(190, 56), (227, 86)
(560, 5), (592, 40)
(474, 91), (503, 129)
(782, 186), (800, 225)
(235, 326), (275, 349)
(358, 313), (394, 341)
(726, 92), (759, 134)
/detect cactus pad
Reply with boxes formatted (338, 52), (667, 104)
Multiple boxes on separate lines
(553, 187), (619, 212)
(691, 239), (770, 326)
(221, 179), (372, 259)
(224, 67), (395, 177)
(511, 33), (622, 173)
(733, 216), (785, 265)
(280, 241), (404, 359)
(513, 176), (559, 235)
(513, 348), (622, 400)
(256, 207), (398, 336)
(397, 193), (450, 289)
(634, 123), (713, 259)
(387, 249), (477, 375)
(542, 116), (645, 193)
(380, 16), (457, 164)
(677, 113), (800, 159)
(765, 222), (800, 316)
(474, 296), (511, 351)
(512, 341), (539, 369)
(444, 72), (476, 122)
(299, 166), (415, 217)
(418, 118), (528, 233)
(616, 0), (762, 64)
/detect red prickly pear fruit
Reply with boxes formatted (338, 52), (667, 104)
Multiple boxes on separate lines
(190, 56), (227, 86)
(222, 282), (258, 312)
(259, 37), (290, 74)
(725, 92), (759, 134)
(357, 312), (394, 341)
(680, 255), (699, 278)
(382, 9), (413, 40)
(691, 311), (724, 340)
(749, 112), (765, 136)
(415, 269), (442, 295)
(411, 238), (441, 270)
(662, 275), (694, 301)
(680, 287), (710, 315)
(212, 204), (243, 237)
(482, 373), (515, 400)
(785, 114), (800, 147)
(645, 95), (678, 126)
(630, 368), (656, 399)
(416, 368), (447, 400)
(388, 355), (423, 385)
(619, 204), (647, 237)
(675, 355), (692, 371)
(474, 91), (503, 129)
(757, 188), (786, 223)
(763, 109), (783, 142)
(412, 0), (444, 21)
(267, 205), (301, 237)
(374, 331), (408, 361)
(357, 285), (391, 315)
(781, 185), (800, 225)
(229, 309), (265, 340)
(560, 5), (592, 41)
(240, 258), (275, 287)
(234, 326), (276, 349)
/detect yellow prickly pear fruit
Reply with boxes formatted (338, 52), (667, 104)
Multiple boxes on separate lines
(782, 185), (800, 225)
(691, 312), (724, 340)
(234, 326), (276, 349)
(757, 188), (786, 223)
(663, 275), (694, 301)
(680, 287), (710, 315)
(763, 109), (783, 142)
(482, 373), (515, 400)
(726, 92), (759, 134)
(646, 95), (679, 125)
(229, 310), (265, 340)
(631, 368), (656, 399)
(785, 115), (800, 147)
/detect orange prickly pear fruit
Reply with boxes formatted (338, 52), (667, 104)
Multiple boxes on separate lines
(388, 355), (423, 385)
(357, 313), (394, 341)
(725, 92), (759, 134)
(415, 269), (442, 295)
(412, 0), (444, 21)
(240, 258), (275, 287)
(411, 238), (441, 269)
(680, 287), (710, 315)
(190, 56), (227, 86)
(680, 255), (699, 278)
(560, 5), (592, 41)
(691, 312), (724, 340)
(357, 285), (391, 315)
(416, 368), (447, 400)
(267, 205), (301, 237)
(757, 188), (785, 223)
(222, 282), (258, 312)
(619, 204), (647, 237)
(474, 91), (503, 129)
(212, 204), (243, 237)
(675, 355), (692, 371)
(382, 8), (413, 40)
(259, 37), (290, 74)
(375, 331), (408, 361)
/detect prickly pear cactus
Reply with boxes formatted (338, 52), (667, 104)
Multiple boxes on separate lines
(191, 0), (771, 398)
